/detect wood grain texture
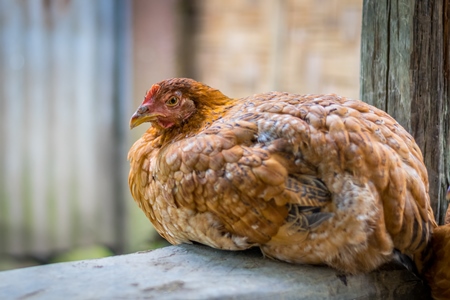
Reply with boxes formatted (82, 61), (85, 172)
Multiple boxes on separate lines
(0, 244), (432, 300)
(360, 0), (450, 225)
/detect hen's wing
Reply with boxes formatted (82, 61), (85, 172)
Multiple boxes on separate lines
(129, 117), (332, 250)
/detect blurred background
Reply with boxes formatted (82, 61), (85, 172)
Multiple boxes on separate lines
(0, 0), (362, 270)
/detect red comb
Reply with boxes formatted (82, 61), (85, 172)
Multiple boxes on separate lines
(143, 84), (161, 104)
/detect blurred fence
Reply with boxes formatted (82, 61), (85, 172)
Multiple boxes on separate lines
(0, 0), (131, 258)
(193, 0), (362, 99)
(0, 0), (364, 262)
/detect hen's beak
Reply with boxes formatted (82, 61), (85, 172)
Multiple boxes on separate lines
(129, 105), (159, 129)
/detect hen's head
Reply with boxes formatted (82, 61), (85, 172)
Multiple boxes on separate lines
(130, 78), (229, 130)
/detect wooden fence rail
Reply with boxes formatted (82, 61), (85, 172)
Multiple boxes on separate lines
(360, 0), (450, 224)
(0, 0), (131, 258)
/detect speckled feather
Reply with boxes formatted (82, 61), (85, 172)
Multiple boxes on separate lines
(128, 78), (437, 274)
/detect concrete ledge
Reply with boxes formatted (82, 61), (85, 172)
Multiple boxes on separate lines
(0, 244), (430, 299)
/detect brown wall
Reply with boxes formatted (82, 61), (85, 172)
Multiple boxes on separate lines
(132, 0), (362, 102)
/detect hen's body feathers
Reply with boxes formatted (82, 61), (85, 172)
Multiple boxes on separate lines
(422, 188), (450, 299)
(423, 224), (450, 300)
(128, 78), (436, 274)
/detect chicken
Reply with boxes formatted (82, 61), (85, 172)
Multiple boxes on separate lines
(422, 187), (450, 300)
(128, 78), (437, 274)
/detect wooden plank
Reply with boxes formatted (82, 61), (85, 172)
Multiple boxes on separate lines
(410, 0), (450, 225)
(72, 0), (98, 246)
(27, 0), (52, 255)
(360, 0), (450, 224)
(50, 0), (77, 251)
(111, 0), (132, 254)
(0, 0), (27, 255)
(95, 0), (116, 249)
(0, 245), (432, 299)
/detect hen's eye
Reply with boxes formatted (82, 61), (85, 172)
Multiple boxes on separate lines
(166, 97), (179, 107)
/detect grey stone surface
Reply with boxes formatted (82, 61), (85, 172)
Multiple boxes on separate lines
(0, 244), (430, 299)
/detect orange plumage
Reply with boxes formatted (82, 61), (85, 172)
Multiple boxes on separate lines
(128, 78), (437, 274)
(422, 187), (450, 299)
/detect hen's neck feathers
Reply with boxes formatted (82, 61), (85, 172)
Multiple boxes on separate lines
(149, 82), (236, 145)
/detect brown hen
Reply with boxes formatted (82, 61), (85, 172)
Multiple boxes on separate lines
(128, 78), (437, 274)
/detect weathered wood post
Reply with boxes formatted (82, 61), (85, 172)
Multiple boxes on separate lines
(360, 0), (450, 224)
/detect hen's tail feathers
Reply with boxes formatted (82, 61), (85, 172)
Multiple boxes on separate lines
(284, 175), (333, 231)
